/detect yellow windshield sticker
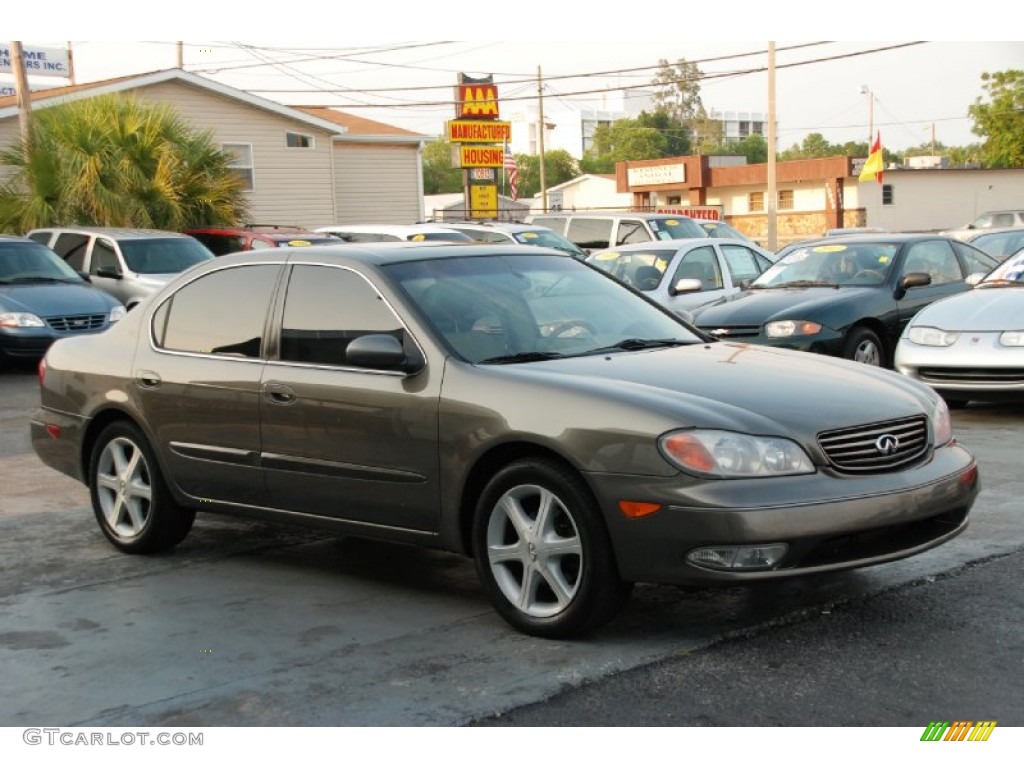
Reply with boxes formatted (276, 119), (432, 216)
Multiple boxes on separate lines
(813, 245), (848, 253)
(666, 219), (680, 226)
(412, 234), (426, 241)
(594, 252), (619, 260)
(522, 232), (538, 239)
(287, 240), (312, 246)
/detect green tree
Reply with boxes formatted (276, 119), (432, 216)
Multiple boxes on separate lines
(635, 110), (692, 156)
(0, 94), (249, 232)
(714, 133), (768, 164)
(584, 118), (668, 170)
(969, 69), (1024, 168)
(516, 149), (580, 200)
(422, 139), (464, 194)
(650, 58), (706, 124)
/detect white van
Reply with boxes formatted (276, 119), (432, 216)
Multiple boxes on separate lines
(526, 212), (705, 254)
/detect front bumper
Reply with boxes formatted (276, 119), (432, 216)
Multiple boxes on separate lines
(896, 334), (1024, 401)
(587, 441), (979, 585)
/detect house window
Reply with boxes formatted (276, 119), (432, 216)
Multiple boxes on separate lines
(286, 132), (314, 149)
(223, 143), (254, 191)
(749, 191), (764, 212)
(883, 184), (894, 205)
(778, 190), (794, 210)
(667, 196), (682, 205)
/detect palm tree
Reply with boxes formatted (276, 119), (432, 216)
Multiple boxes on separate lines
(0, 94), (249, 232)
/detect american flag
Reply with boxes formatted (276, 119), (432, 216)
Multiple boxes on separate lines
(503, 143), (519, 201)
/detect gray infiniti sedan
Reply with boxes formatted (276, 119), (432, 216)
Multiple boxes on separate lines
(30, 243), (980, 638)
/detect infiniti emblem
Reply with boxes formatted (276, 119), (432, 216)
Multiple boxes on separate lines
(875, 434), (899, 455)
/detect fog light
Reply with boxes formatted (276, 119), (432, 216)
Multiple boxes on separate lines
(687, 543), (788, 571)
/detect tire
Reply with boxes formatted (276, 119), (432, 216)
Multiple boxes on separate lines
(472, 458), (633, 638)
(89, 421), (195, 554)
(842, 327), (884, 367)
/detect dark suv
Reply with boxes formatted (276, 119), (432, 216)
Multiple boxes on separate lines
(185, 225), (340, 256)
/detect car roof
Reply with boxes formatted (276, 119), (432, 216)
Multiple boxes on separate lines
(28, 226), (192, 240)
(588, 237), (758, 254)
(315, 223), (465, 234)
(205, 241), (563, 268)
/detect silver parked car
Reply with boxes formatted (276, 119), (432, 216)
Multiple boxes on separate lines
(31, 243), (979, 638)
(26, 227), (214, 310)
(895, 250), (1024, 407)
(586, 237), (776, 314)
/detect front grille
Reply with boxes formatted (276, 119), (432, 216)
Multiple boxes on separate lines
(47, 314), (106, 332)
(697, 324), (761, 339)
(818, 416), (929, 473)
(919, 367), (1024, 386)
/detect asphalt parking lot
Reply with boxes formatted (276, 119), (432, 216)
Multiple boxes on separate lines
(1, 363), (1022, 728)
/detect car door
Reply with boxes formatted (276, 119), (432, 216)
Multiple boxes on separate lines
(133, 263), (283, 505)
(87, 236), (131, 305)
(259, 262), (441, 532)
(718, 243), (772, 289)
(894, 239), (970, 336)
(661, 244), (727, 311)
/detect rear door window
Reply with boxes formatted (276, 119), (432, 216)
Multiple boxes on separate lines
(566, 218), (614, 251)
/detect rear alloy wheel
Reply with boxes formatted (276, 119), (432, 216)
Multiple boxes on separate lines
(89, 422), (195, 554)
(843, 327), (884, 366)
(472, 458), (632, 638)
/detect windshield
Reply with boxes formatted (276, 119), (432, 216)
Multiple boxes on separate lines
(387, 253), (701, 364)
(648, 216), (705, 240)
(512, 229), (586, 257)
(979, 251), (1024, 286)
(121, 238), (213, 274)
(0, 241), (84, 283)
(753, 242), (897, 287)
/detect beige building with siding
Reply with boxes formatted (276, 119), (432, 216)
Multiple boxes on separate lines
(0, 69), (431, 230)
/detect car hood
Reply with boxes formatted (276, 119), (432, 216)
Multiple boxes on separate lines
(0, 282), (118, 315)
(692, 286), (875, 325)
(911, 287), (1024, 331)
(490, 341), (936, 438)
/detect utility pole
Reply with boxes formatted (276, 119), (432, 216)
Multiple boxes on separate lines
(766, 42), (777, 252)
(176, 41), (184, 69)
(537, 66), (547, 213)
(10, 41), (33, 153)
(66, 41), (76, 84)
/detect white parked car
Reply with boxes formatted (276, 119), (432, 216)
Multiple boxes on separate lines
(314, 224), (473, 243)
(940, 210), (1024, 241)
(586, 238), (775, 315)
(895, 250), (1024, 407)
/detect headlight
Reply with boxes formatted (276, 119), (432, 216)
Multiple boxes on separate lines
(908, 326), (959, 346)
(0, 312), (45, 328)
(659, 430), (815, 478)
(932, 397), (952, 447)
(765, 320), (822, 338)
(1000, 330), (1024, 347)
(108, 306), (127, 323)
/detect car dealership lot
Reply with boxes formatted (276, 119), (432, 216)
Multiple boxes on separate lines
(1, 366), (1022, 726)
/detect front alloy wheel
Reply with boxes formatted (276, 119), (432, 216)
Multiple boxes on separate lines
(473, 458), (632, 638)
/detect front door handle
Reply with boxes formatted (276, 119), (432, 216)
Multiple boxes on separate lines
(264, 383), (296, 405)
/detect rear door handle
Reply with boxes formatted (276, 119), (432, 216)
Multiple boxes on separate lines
(136, 370), (161, 388)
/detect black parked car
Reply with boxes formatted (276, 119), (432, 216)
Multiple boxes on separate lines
(1, 235), (124, 368)
(690, 234), (999, 367)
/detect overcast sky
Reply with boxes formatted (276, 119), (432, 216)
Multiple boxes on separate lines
(9, 6), (1023, 153)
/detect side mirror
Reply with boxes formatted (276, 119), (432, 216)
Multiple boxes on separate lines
(669, 277), (702, 297)
(895, 271), (931, 299)
(346, 334), (424, 375)
(95, 267), (123, 279)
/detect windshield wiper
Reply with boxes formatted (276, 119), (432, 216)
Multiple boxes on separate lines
(754, 280), (840, 289)
(477, 351), (567, 365)
(4, 276), (73, 284)
(582, 338), (690, 355)
(978, 279), (1024, 288)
